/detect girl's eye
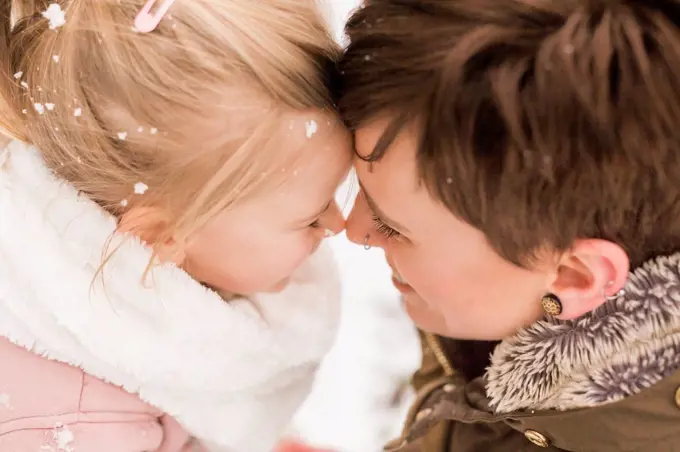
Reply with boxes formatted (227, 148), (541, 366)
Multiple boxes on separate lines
(309, 220), (321, 228)
(372, 214), (401, 239)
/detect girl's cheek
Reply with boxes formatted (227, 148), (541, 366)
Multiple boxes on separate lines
(303, 229), (325, 256)
(309, 233), (323, 254)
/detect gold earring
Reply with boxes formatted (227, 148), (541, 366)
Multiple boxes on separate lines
(541, 293), (563, 316)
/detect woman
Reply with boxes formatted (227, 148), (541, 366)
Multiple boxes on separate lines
(338, 0), (680, 450)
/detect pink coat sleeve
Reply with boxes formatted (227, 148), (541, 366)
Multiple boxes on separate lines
(0, 337), (196, 452)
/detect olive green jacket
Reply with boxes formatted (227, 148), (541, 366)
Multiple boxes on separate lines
(388, 254), (680, 452)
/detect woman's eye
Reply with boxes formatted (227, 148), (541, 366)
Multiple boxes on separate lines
(372, 214), (400, 238)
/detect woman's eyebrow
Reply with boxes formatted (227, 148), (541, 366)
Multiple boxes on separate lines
(358, 181), (410, 233)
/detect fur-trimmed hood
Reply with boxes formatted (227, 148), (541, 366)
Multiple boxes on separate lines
(388, 254), (680, 452)
(487, 253), (680, 413)
(0, 141), (341, 451)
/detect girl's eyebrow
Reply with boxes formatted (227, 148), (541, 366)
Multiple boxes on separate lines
(302, 201), (331, 223)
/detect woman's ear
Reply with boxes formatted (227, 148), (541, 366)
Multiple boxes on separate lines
(548, 239), (629, 320)
(118, 207), (186, 265)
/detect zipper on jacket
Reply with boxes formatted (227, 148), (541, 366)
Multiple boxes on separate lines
(424, 332), (455, 376)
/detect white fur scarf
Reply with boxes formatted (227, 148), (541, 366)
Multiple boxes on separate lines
(0, 141), (342, 452)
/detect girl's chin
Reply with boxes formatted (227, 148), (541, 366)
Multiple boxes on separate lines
(200, 276), (290, 299)
(265, 276), (291, 293)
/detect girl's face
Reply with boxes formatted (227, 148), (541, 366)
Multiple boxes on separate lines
(183, 112), (352, 295)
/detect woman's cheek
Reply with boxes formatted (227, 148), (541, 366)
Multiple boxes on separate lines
(394, 249), (420, 284)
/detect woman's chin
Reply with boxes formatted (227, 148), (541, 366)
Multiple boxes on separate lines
(402, 294), (451, 336)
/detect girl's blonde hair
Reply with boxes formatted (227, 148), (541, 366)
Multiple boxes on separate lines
(0, 0), (340, 247)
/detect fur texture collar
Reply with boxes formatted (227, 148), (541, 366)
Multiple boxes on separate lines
(487, 253), (680, 413)
(0, 141), (341, 451)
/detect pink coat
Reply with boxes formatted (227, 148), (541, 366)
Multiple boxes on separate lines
(0, 337), (199, 451)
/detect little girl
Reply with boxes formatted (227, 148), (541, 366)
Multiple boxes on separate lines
(0, 1), (351, 451)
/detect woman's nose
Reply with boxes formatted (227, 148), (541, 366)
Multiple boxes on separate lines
(345, 191), (383, 249)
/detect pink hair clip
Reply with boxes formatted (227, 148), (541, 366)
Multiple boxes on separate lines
(134, 0), (176, 33)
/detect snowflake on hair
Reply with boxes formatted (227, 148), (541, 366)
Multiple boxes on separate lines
(42, 3), (66, 30)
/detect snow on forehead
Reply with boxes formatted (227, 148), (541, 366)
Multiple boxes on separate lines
(275, 113), (337, 164)
(281, 115), (347, 166)
(286, 113), (335, 143)
(305, 119), (318, 138)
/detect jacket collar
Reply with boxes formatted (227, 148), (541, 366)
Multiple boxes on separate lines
(487, 252), (680, 413)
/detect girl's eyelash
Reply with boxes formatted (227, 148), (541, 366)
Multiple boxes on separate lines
(309, 220), (321, 228)
(372, 214), (400, 238)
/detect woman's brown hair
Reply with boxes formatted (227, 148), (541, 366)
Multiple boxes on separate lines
(339, 0), (680, 269)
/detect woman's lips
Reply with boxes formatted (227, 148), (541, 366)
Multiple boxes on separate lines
(392, 269), (408, 284)
(391, 268), (412, 293)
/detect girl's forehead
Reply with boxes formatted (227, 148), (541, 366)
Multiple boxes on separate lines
(263, 118), (352, 195)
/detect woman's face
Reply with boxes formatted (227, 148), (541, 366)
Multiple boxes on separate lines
(346, 119), (551, 340)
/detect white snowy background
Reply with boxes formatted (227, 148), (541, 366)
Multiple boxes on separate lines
(290, 2), (421, 451)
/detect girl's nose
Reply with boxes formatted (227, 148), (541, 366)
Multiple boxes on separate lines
(320, 201), (346, 236)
